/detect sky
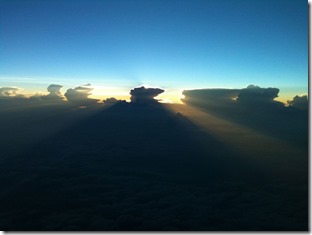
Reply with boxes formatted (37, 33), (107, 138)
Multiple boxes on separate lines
(0, 0), (308, 103)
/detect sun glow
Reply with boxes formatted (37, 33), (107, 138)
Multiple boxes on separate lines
(89, 85), (131, 101)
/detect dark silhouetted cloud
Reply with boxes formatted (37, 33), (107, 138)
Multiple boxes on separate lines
(103, 97), (125, 106)
(287, 95), (308, 110)
(130, 86), (164, 103)
(182, 88), (241, 108)
(182, 85), (285, 109)
(64, 84), (99, 105)
(236, 85), (283, 107)
(0, 98), (307, 230)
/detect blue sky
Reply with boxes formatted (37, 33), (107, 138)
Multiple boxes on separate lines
(0, 0), (308, 102)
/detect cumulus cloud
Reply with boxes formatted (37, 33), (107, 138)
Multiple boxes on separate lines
(182, 88), (241, 108)
(47, 84), (63, 96)
(236, 85), (281, 105)
(27, 84), (65, 104)
(45, 84), (65, 102)
(130, 86), (164, 103)
(0, 87), (21, 97)
(182, 85), (285, 110)
(287, 95), (308, 110)
(64, 84), (99, 105)
(0, 87), (27, 107)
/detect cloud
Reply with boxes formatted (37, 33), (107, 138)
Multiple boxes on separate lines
(0, 87), (28, 108)
(103, 97), (125, 106)
(287, 95), (308, 110)
(182, 85), (285, 110)
(0, 87), (22, 97)
(181, 85), (307, 145)
(182, 88), (241, 108)
(236, 85), (282, 106)
(45, 84), (65, 103)
(0, 99), (307, 230)
(47, 84), (63, 95)
(64, 84), (99, 105)
(130, 86), (164, 103)
(27, 84), (65, 104)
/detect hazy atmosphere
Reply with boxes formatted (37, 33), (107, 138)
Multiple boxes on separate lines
(0, 0), (308, 231)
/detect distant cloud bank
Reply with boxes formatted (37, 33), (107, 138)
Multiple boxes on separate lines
(0, 83), (307, 112)
(182, 84), (308, 110)
(182, 84), (308, 146)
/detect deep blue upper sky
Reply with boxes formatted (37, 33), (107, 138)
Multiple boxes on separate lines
(0, 0), (307, 101)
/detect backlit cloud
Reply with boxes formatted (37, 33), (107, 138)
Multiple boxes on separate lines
(236, 85), (280, 104)
(130, 86), (164, 103)
(287, 95), (308, 110)
(65, 84), (99, 105)
(0, 87), (21, 97)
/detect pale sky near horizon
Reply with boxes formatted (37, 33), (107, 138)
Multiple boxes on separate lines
(0, 0), (308, 103)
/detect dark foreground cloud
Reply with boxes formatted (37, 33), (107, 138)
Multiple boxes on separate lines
(130, 86), (164, 103)
(64, 84), (99, 105)
(0, 98), (307, 231)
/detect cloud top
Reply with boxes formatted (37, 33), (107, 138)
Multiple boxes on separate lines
(130, 86), (164, 103)
(236, 85), (280, 104)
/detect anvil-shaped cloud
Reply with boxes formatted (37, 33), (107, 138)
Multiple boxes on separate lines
(130, 86), (164, 103)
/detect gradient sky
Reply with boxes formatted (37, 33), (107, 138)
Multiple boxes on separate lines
(0, 0), (308, 102)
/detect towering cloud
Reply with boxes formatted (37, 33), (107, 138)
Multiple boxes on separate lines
(47, 84), (63, 96)
(65, 84), (99, 105)
(45, 84), (65, 103)
(130, 86), (164, 103)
